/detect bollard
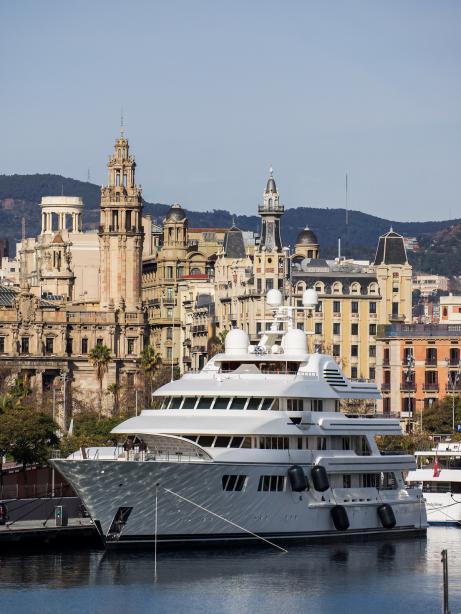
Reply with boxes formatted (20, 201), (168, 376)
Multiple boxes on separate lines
(441, 549), (450, 614)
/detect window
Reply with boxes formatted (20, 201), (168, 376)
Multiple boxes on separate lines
(81, 338), (88, 354)
(351, 301), (359, 314)
(265, 278), (274, 291)
(333, 322), (341, 335)
(0, 337), (4, 353)
(369, 367), (376, 380)
(259, 437), (289, 450)
(229, 397), (246, 410)
(351, 367), (357, 379)
(125, 210), (132, 231)
(198, 436), (215, 447)
(392, 302), (399, 316)
(369, 324), (377, 336)
(369, 302), (377, 314)
(127, 338), (135, 355)
(333, 345), (340, 357)
(351, 345), (358, 357)
(169, 397), (182, 409)
(257, 475), (285, 492)
(66, 338), (73, 355)
(369, 345), (376, 358)
(21, 337), (29, 354)
(343, 474), (352, 488)
(222, 475), (246, 491)
(261, 398), (273, 410)
(166, 347), (172, 360)
(126, 373), (134, 388)
(315, 301), (323, 313)
(333, 301), (341, 313)
(287, 399), (304, 411)
(403, 347), (413, 364)
(317, 437), (327, 450)
(380, 472), (397, 490)
(96, 338), (103, 347)
(311, 399), (323, 412)
(167, 288), (173, 302)
(230, 437), (244, 448)
(182, 397), (197, 409)
(362, 473), (380, 488)
(45, 337), (54, 354)
(166, 327), (173, 340)
(197, 397), (213, 409)
(215, 436), (231, 447)
(166, 266), (173, 279)
(426, 347), (437, 365)
(214, 397), (230, 409)
(351, 323), (358, 335)
(247, 397), (262, 410)
(315, 322), (322, 334)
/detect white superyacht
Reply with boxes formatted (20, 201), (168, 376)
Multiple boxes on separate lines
(52, 289), (427, 547)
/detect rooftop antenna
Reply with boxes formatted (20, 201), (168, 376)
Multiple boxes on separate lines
(120, 107), (124, 138)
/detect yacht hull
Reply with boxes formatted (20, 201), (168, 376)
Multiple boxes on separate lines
(423, 492), (461, 526)
(52, 459), (427, 547)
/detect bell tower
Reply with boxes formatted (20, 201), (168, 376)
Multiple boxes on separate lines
(258, 167), (284, 252)
(99, 132), (143, 309)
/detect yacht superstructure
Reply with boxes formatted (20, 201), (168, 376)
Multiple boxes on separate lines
(52, 290), (426, 547)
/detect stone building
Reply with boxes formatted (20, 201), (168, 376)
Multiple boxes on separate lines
(0, 134), (147, 427)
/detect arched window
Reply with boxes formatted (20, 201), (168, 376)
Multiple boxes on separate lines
(351, 282), (361, 294)
(332, 282), (342, 294)
(191, 267), (201, 275)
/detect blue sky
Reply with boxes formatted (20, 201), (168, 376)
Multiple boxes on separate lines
(1, 1), (460, 220)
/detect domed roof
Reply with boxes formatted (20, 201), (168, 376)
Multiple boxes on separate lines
(165, 203), (187, 222)
(265, 166), (277, 193)
(296, 226), (318, 245)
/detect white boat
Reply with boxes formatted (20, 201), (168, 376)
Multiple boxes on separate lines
(406, 443), (461, 526)
(52, 290), (426, 548)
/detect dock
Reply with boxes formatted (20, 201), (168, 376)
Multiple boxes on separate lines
(0, 518), (99, 547)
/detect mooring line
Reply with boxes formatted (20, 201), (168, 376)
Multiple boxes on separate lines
(161, 486), (288, 553)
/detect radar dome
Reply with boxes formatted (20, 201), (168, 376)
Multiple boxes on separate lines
(281, 328), (307, 355)
(266, 288), (283, 307)
(224, 328), (250, 356)
(302, 289), (318, 309)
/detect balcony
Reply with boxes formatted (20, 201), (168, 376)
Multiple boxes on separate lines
(258, 204), (284, 214)
(389, 314), (406, 323)
(400, 383), (416, 392)
(423, 383), (439, 392)
(425, 359), (437, 366)
(381, 383), (391, 392)
(191, 345), (206, 354)
(445, 383), (461, 392)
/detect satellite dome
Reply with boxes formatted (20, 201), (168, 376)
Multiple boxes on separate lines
(281, 328), (307, 356)
(224, 328), (250, 356)
(166, 203), (187, 222)
(296, 226), (318, 246)
(266, 288), (283, 307)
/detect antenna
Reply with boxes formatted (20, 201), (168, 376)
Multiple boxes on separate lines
(345, 173), (349, 227)
(120, 107), (124, 137)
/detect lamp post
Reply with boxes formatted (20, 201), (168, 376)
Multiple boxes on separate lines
(445, 359), (461, 432)
(404, 354), (415, 433)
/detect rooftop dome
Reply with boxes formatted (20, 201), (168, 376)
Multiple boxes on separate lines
(265, 167), (277, 194)
(296, 226), (318, 246)
(165, 203), (187, 222)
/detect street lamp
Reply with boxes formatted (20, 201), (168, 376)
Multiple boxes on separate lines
(404, 354), (415, 433)
(445, 358), (461, 431)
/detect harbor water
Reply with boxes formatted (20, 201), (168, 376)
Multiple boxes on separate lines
(1, 527), (460, 614)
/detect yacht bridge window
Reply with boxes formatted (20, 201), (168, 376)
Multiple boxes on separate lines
(219, 360), (301, 374)
(162, 396), (275, 410)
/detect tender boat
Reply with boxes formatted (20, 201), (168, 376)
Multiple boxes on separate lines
(52, 289), (427, 547)
(406, 442), (461, 526)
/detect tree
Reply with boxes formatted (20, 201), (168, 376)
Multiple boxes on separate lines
(140, 345), (162, 404)
(106, 383), (120, 416)
(89, 344), (111, 416)
(0, 409), (58, 485)
(207, 329), (228, 358)
(422, 396), (461, 434)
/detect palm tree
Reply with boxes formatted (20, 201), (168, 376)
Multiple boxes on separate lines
(89, 344), (111, 416)
(207, 329), (228, 358)
(140, 345), (162, 405)
(106, 383), (120, 416)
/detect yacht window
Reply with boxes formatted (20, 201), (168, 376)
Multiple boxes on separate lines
(259, 437), (289, 450)
(422, 482), (451, 493)
(297, 437), (303, 450)
(342, 437), (351, 450)
(380, 472), (397, 490)
(246, 397), (262, 410)
(222, 475), (247, 492)
(311, 399), (323, 412)
(356, 437), (371, 456)
(229, 398), (247, 410)
(361, 473), (380, 488)
(261, 398), (273, 411)
(343, 474), (352, 488)
(162, 397), (171, 409)
(197, 436), (215, 447)
(215, 436), (231, 447)
(214, 397), (230, 409)
(183, 435), (198, 443)
(169, 397), (182, 409)
(197, 397), (213, 409)
(241, 437), (252, 448)
(257, 475), (285, 492)
(182, 397), (197, 409)
(317, 437), (327, 450)
(287, 399), (304, 411)
(230, 437), (243, 448)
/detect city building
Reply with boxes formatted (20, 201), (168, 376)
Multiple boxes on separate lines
(413, 274), (449, 297)
(440, 294), (461, 324)
(376, 324), (461, 427)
